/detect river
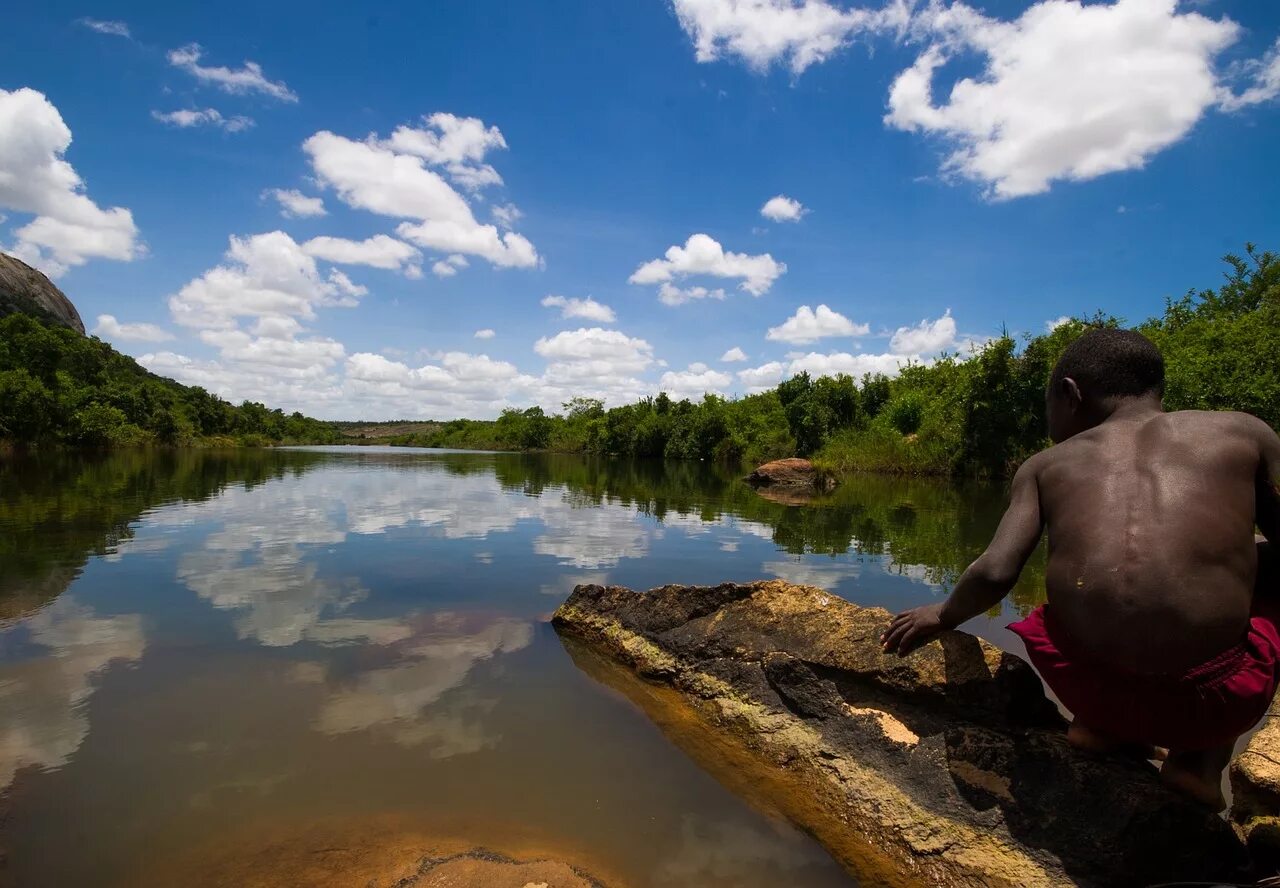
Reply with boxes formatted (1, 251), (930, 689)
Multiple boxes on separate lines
(0, 446), (1044, 887)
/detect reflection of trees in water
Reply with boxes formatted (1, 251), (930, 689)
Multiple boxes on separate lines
(3, 448), (1047, 625)
(484, 452), (1047, 611)
(0, 449), (329, 619)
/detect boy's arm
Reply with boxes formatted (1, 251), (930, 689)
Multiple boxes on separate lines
(1254, 416), (1280, 545)
(882, 455), (1045, 657)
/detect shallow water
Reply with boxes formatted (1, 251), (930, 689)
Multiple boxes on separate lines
(0, 447), (1043, 887)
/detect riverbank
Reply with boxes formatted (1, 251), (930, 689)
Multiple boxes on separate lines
(334, 246), (1280, 479)
(553, 580), (1250, 885)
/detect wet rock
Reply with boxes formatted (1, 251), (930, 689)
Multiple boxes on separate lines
(0, 252), (85, 334)
(1232, 695), (1280, 868)
(406, 850), (601, 887)
(744, 458), (834, 493)
(553, 580), (1248, 887)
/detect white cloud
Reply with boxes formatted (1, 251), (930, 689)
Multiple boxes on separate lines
(737, 361), (788, 392)
(889, 310), (956, 355)
(77, 18), (130, 38)
(630, 233), (785, 298)
(167, 43), (297, 102)
(533, 327), (656, 407)
(385, 113), (508, 191)
(767, 304), (869, 344)
(676, 1), (1280, 199)
(789, 350), (907, 378)
(492, 203), (522, 228)
(657, 283), (728, 306)
(659, 363), (734, 399)
(264, 188), (326, 218)
(760, 194), (807, 221)
(0, 87), (141, 277)
(887, 0), (1242, 198)
(541, 295), (617, 323)
(1219, 37), (1280, 111)
(534, 327), (652, 368)
(303, 123), (538, 269)
(738, 348), (914, 393)
(168, 231), (362, 331)
(720, 346), (748, 362)
(200, 328), (346, 370)
(93, 314), (173, 343)
(1045, 315), (1071, 333)
(151, 108), (253, 132)
(302, 234), (420, 273)
(430, 254), (468, 278)
(474, 329), (495, 339)
(159, 230), (358, 407)
(671, 0), (911, 75)
(343, 350), (542, 419)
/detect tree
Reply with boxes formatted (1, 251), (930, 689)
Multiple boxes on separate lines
(0, 370), (55, 441)
(518, 406), (553, 449)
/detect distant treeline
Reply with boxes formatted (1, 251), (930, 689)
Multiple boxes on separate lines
(0, 312), (342, 448)
(387, 245), (1280, 476)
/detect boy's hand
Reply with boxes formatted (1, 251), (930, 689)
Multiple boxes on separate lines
(881, 603), (950, 657)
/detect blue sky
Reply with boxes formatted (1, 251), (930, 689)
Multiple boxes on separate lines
(2, 0), (1279, 419)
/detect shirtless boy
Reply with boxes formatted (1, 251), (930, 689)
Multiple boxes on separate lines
(881, 328), (1280, 810)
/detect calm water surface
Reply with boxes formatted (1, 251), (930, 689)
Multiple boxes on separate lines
(0, 447), (1044, 887)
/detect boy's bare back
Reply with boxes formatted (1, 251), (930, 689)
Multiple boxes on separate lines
(1032, 409), (1272, 674)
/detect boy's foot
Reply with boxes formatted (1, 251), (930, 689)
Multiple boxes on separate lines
(1067, 720), (1166, 761)
(1161, 747), (1231, 813)
(1160, 763), (1227, 812)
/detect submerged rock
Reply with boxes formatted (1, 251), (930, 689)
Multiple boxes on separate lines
(744, 458), (834, 493)
(130, 816), (612, 887)
(552, 580), (1248, 887)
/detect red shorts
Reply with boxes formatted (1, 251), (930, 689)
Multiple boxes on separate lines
(1008, 603), (1280, 751)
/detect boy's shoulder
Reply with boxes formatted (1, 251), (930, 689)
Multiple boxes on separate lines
(1163, 409), (1271, 440)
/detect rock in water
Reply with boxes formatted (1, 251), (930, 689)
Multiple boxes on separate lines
(744, 457), (834, 492)
(552, 581), (1248, 887)
(0, 251), (86, 333)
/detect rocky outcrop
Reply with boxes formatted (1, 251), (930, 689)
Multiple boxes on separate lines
(553, 581), (1248, 887)
(1232, 695), (1280, 869)
(0, 252), (85, 334)
(744, 458), (834, 493)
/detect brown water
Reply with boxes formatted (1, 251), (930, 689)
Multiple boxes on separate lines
(0, 447), (1042, 887)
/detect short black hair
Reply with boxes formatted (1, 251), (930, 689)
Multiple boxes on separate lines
(1049, 328), (1164, 401)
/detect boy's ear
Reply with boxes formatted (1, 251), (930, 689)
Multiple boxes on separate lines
(1060, 377), (1083, 410)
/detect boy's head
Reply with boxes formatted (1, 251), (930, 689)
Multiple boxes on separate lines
(1046, 328), (1164, 443)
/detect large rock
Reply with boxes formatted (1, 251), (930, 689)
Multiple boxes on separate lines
(553, 581), (1248, 887)
(1232, 695), (1280, 868)
(0, 251), (85, 333)
(744, 458), (834, 493)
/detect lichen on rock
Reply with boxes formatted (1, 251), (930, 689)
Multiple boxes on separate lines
(553, 580), (1250, 887)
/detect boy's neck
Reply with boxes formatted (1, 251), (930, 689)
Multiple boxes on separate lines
(1096, 393), (1164, 424)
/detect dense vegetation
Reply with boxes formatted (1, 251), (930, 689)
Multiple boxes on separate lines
(0, 312), (341, 449)
(387, 245), (1280, 477)
(6, 245), (1275, 475)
